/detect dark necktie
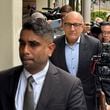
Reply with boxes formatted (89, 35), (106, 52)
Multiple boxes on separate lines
(23, 76), (35, 110)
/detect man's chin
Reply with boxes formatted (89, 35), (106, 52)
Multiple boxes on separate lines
(23, 63), (33, 71)
(23, 61), (33, 68)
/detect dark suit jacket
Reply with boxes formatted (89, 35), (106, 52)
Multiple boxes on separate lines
(50, 34), (101, 110)
(0, 62), (87, 110)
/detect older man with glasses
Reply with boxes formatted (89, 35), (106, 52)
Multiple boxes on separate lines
(50, 11), (102, 110)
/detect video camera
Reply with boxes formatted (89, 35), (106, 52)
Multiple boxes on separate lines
(91, 43), (110, 80)
(41, 7), (61, 20)
(91, 43), (110, 107)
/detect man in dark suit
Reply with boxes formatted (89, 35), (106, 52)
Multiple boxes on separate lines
(0, 18), (87, 110)
(50, 11), (102, 110)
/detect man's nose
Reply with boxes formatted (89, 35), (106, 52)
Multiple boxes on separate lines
(23, 45), (30, 54)
(70, 25), (75, 30)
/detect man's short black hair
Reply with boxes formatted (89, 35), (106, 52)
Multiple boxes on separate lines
(100, 21), (110, 26)
(20, 18), (54, 42)
(59, 5), (72, 13)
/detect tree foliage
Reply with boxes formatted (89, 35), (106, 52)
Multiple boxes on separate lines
(91, 11), (107, 21)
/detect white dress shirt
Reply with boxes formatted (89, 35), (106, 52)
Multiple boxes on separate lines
(15, 61), (49, 110)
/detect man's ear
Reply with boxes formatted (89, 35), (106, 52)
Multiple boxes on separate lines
(48, 43), (56, 57)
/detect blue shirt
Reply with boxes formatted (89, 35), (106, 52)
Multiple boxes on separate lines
(65, 37), (80, 75)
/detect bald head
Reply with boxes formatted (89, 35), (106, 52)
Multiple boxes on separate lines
(63, 11), (84, 24)
(62, 11), (84, 45)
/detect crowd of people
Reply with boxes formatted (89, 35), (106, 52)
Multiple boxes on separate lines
(0, 4), (110, 110)
(83, 16), (110, 43)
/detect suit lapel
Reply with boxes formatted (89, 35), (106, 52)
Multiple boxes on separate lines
(9, 66), (23, 110)
(58, 36), (69, 72)
(77, 35), (88, 75)
(36, 62), (60, 110)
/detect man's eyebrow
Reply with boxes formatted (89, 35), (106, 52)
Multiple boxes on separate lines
(28, 40), (41, 45)
(29, 40), (38, 43)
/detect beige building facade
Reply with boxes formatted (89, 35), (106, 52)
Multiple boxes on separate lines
(0, 0), (91, 70)
(0, 0), (62, 70)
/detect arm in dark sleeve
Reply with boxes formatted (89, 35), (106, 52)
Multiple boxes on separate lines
(102, 79), (110, 104)
(67, 78), (87, 110)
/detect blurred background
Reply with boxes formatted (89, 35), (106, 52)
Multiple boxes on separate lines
(0, 0), (110, 70)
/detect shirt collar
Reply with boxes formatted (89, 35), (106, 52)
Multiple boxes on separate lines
(23, 61), (49, 84)
(65, 36), (80, 46)
(65, 36), (80, 48)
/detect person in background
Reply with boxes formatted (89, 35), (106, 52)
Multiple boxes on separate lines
(23, 5), (36, 23)
(100, 21), (110, 43)
(83, 22), (91, 35)
(31, 11), (54, 26)
(50, 11), (102, 110)
(59, 5), (73, 21)
(0, 18), (87, 110)
(31, 11), (47, 20)
(53, 5), (73, 38)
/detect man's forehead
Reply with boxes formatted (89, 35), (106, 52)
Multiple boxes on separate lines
(64, 14), (83, 24)
(20, 34), (44, 42)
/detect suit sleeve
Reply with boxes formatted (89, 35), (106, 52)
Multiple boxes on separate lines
(67, 78), (87, 110)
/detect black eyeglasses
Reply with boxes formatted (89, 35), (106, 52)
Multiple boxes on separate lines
(102, 31), (110, 35)
(64, 22), (82, 28)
